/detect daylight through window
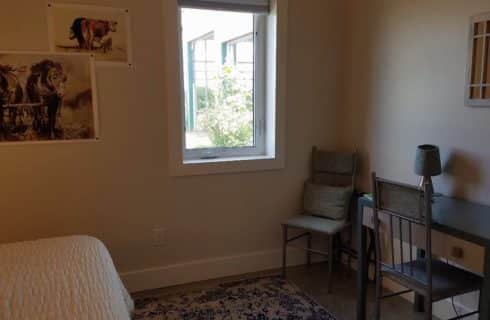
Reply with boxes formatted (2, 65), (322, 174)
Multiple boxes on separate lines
(180, 6), (267, 160)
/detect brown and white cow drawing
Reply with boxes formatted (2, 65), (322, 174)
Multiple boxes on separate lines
(70, 17), (117, 51)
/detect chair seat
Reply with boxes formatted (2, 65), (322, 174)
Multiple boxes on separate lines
(382, 259), (483, 301)
(282, 214), (348, 235)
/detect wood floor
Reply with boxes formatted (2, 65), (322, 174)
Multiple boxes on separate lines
(133, 262), (432, 320)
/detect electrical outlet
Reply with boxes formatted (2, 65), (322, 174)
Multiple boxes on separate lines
(152, 228), (166, 246)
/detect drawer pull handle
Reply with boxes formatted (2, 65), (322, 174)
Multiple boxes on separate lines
(451, 247), (464, 259)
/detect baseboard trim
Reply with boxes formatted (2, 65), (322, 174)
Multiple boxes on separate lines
(120, 247), (323, 293)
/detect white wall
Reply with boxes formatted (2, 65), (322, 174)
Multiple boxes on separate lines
(0, 0), (346, 290)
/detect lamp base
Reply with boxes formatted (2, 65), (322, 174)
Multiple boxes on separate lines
(419, 176), (434, 195)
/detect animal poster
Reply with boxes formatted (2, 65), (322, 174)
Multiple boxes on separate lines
(47, 3), (132, 66)
(0, 52), (99, 143)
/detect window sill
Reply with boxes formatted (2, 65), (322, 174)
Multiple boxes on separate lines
(170, 154), (285, 177)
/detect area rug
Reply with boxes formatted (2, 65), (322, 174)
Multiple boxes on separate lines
(133, 276), (337, 320)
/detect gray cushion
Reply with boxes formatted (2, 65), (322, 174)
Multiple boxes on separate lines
(303, 182), (352, 220)
(283, 215), (348, 235)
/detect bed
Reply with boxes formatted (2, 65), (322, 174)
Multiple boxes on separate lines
(0, 235), (134, 320)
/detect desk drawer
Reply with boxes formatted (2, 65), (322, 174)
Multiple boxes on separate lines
(444, 236), (484, 273)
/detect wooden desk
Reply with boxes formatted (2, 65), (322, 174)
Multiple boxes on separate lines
(357, 196), (490, 320)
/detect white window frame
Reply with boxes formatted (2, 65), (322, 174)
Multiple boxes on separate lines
(180, 9), (267, 161)
(166, 0), (288, 176)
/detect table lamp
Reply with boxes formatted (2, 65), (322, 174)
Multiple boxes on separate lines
(414, 144), (442, 194)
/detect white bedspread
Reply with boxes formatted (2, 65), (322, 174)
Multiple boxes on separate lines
(0, 236), (134, 320)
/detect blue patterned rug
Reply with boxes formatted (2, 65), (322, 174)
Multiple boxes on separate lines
(133, 276), (336, 320)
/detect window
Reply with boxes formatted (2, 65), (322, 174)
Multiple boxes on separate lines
(466, 13), (490, 107)
(179, 1), (268, 160)
(167, 0), (287, 176)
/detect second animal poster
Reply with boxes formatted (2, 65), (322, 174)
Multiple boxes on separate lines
(47, 3), (132, 66)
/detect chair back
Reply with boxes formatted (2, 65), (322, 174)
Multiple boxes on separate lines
(311, 147), (357, 188)
(371, 173), (433, 290)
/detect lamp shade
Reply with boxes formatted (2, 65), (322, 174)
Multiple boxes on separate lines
(414, 145), (442, 177)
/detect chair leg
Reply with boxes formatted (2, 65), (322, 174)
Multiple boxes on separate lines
(335, 234), (342, 262)
(327, 235), (334, 294)
(307, 233), (312, 266)
(425, 297), (432, 320)
(282, 225), (287, 277)
(347, 228), (353, 269)
(479, 288), (482, 314)
(374, 272), (382, 320)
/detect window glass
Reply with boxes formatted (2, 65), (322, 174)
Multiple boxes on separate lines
(181, 8), (256, 150)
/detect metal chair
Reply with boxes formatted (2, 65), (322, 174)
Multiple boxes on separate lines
(371, 173), (483, 320)
(281, 147), (357, 293)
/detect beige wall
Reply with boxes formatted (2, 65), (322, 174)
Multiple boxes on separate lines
(339, 0), (490, 315)
(0, 0), (345, 275)
(1, 0), (488, 312)
(340, 0), (490, 205)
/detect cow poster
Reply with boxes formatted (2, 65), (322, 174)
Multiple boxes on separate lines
(47, 3), (132, 66)
(0, 52), (99, 143)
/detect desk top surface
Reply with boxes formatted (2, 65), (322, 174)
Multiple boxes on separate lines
(359, 195), (490, 247)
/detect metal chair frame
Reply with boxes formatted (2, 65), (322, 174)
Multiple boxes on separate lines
(371, 173), (482, 320)
(282, 147), (357, 293)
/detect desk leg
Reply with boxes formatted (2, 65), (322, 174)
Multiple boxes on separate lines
(367, 229), (376, 281)
(357, 222), (368, 320)
(413, 248), (426, 313)
(480, 246), (490, 319)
